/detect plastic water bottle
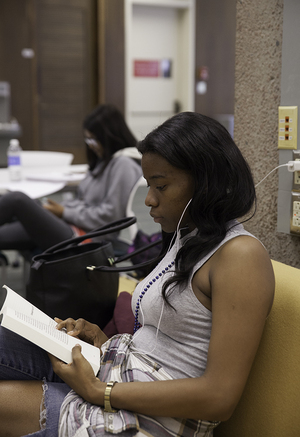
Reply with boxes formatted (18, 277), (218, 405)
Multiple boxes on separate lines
(7, 139), (22, 181)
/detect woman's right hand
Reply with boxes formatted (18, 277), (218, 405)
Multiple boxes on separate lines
(43, 198), (64, 218)
(55, 317), (108, 349)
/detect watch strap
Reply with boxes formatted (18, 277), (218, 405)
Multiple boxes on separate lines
(104, 381), (118, 413)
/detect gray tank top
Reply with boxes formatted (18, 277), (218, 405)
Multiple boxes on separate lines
(131, 221), (256, 379)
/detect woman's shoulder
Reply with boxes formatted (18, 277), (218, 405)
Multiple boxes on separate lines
(192, 232), (275, 312)
(113, 147), (142, 160)
(218, 233), (266, 259)
(187, 222), (262, 271)
(213, 221), (267, 261)
(210, 233), (275, 292)
(189, 226), (272, 278)
(210, 231), (270, 269)
(111, 154), (141, 169)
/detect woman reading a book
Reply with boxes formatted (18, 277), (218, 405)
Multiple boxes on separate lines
(0, 112), (274, 437)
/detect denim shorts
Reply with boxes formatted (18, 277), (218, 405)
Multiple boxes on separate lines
(0, 326), (71, 436)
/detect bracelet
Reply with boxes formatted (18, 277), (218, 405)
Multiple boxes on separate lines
(104, 381), (118, 413)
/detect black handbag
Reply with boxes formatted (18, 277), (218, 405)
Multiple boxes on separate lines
(26, 217), (137, 329)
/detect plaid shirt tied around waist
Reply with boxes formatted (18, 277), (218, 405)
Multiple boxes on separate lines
(58, 334), (220, 437)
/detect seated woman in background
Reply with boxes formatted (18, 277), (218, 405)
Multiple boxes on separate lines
(0, 104), (142, 252)
(0, 112), (274, 437)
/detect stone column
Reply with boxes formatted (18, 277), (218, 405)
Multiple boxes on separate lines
(234, 0), (300, 265)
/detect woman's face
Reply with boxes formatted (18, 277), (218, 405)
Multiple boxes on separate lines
(142, 152), (195, 233)
(84, 129), (104, 158)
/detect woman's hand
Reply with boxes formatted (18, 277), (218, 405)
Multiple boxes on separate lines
(43, 199), (64, 218)
(55, 317), (108, 349)
(49, 345), (105, 404)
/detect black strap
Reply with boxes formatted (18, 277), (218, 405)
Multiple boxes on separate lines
(115, 238), (163, 263)
(87, 237), (163, 273)
(43, 216), (137, 254)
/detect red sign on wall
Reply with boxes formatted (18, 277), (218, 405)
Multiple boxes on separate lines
(134, 60), (159, 77)
(133, 59), (172, 78)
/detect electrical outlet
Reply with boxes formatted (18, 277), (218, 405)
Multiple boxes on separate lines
(292, 150), (300, 191)
(290, 192), (300, 234)
(278, 106), (298, 149)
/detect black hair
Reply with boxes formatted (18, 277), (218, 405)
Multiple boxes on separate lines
(83, 104), (138, 170)
(138, 111), (256, 301)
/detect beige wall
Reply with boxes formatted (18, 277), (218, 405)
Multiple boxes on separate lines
(234, 0), (300, 268)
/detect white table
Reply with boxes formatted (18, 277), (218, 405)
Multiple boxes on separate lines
(0, 164), (88, 199)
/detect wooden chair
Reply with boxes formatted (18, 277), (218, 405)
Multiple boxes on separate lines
(215, 259), (300, 437)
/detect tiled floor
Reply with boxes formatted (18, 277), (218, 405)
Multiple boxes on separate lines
(0, 182), (160, 299)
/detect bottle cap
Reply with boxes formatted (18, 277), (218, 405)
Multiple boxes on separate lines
(9, 139), (20, 147)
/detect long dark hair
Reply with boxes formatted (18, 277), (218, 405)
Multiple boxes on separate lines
(138, 112), (256, 300)
(83, 104), (138, 170)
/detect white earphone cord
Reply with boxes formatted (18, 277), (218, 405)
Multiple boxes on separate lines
(255, 164), (288, 188)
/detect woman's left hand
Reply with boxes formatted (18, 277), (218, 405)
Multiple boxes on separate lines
(55, 317), (108, 349)
(49, 345), (104, 404)
(43, 199), (64, 218)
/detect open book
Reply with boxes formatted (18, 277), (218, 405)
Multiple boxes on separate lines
(0, 285), (101, 375)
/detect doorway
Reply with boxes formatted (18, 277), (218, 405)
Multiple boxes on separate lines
(125, 0), (195, 140)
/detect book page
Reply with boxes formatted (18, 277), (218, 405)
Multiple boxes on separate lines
(0, 286), (100, 375)
(0, 285), (55, 327)
(8, 308), (69, 343)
